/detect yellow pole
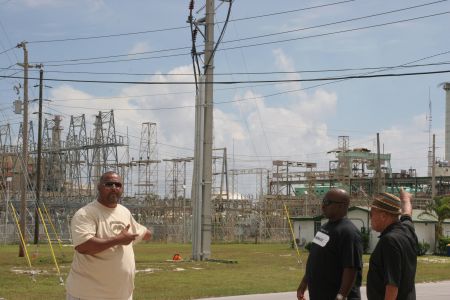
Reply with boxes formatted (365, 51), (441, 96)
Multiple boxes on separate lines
(10, 203), (32, 268)
(42, 202), (63, 250)
(37, 206), (63, 284)
(284, 203), (302, 265)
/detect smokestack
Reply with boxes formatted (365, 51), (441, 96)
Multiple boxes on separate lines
(444, 83), (450, 161)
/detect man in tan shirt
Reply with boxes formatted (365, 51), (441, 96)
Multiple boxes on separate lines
(66, 171), (151, 300)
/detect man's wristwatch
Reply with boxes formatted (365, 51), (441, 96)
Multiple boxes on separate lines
(336, 294), (345, 300)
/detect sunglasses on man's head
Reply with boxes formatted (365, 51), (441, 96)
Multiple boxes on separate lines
(102, 182), (122, 188)
(322, 198), (342, 206)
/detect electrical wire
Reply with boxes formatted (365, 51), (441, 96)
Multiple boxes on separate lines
(3, 61), (450, 77)
(204, 0), (232, 72)
(1, 69), (449, 85)
(188, 0), (200, 92)
(30, 10), (450, 67)
(221, 0), (449, 45)
(0, 45), (15, 55)
(219, 11), (450, 52)
(25, 0), (358, 44)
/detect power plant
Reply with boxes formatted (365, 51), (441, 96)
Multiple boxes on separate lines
(1, 85), (450, 244)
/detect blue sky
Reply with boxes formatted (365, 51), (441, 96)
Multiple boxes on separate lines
(1, 0), (450, 196)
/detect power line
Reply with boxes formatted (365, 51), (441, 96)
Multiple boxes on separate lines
(26, 0), (357, 44)
(37, 52), (189, 67)
(31, 46), (190, 64)
(221, 0), (449, 45)
(1, 68), (450, 85)
(219, 11), (450, 52)
(228, 0), (357, 23)
(0, 45), (15, 55)
(3, 61), (450, 77)
(31, 10), (450, 67)
(28, 25), (189, 44)
(44, 68), (450, 112)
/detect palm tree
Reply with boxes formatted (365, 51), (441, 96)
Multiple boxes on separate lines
(419, 195), (450, 253)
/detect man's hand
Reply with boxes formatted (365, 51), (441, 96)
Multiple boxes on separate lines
(143, 229), (152, 241)
(399, 188), (413, 216)
(116, 224), (139, 245)
(297, 277), (308, 300)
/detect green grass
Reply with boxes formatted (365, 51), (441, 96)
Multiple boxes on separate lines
(1, 243), (450, 300)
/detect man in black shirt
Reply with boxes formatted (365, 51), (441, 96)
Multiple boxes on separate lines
(297, 189), (363, 300)
(367, 189), (418, 300)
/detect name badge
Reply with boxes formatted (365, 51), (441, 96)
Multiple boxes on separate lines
(312, 231), (330, 247)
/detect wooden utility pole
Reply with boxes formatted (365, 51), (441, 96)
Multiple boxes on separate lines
(16, 42), (29, 257)
(34, 68), (44, 244)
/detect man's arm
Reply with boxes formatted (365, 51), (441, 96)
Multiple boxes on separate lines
(337, 267), (357, 298)
(296, 275), (308, 300)
(400, 188), (412, 216)
(384, 284), (399, 300)
(75, 224), (138, 255)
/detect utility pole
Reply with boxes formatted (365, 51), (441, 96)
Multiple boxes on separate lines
(34, 68), (44, 244)
(201, 0), (214, 260)
(192, 0), (214, 261)
(432, 134), (436, 199)
(183, 159), (187, 244)
(376, 133), (382, 194)
(16, 41), (29, 257)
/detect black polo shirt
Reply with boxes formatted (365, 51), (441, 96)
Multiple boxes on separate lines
(367, 215), (418, 300)
(305, 217), (363, 300)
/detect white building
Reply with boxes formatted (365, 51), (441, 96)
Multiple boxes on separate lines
(291, 206), (449, 253)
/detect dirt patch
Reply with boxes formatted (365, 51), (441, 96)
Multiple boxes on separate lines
(135, 268), (161, 274)
(10, 267), (48, 275)
(418, 257), (450, 264)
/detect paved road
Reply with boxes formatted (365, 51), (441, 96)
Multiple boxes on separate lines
(199, 281), (450, 300)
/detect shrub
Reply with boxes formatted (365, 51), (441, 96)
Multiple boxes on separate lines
(305, 242), (313, 252)
(360, 229), (370, 254)
(437, 237), (450, 255)
(417, 241), (430, 256)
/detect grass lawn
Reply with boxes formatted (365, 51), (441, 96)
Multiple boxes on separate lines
(0, 242), (450, 299)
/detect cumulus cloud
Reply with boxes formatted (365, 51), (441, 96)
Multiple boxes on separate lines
(128, 42), (151, 55)
(44, 50), (436, 197)
(225, 48), (337, 166)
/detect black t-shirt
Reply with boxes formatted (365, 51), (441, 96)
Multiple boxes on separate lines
(367, 215), (418, 300)
(305, 217), (363, 300)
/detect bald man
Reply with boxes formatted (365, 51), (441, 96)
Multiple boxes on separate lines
(297, 189), (363, 300)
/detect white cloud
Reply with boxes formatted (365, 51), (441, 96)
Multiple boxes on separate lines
(22, 0), (60, 7)
(223, 49), (338, 164)
(413, 113), (427, 129)
(22, 0), (105, 11)
(45, 53), (435, 197)
(128, 42), (151, 55)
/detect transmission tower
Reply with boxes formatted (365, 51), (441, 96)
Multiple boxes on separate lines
(135, 122), (160, 198)
(17, 121), (35, 153)
(89, 110), (124, 185)
(65, 114), (89, 195)
(163, 157), (193, 223)
(0, 124), (14, 188)
(41, 116), (65, 194)
(212, 147), (229, 201)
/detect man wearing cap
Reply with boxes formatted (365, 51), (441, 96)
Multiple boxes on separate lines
(297, 189), (363, 300)
(367, 189), (418, 300)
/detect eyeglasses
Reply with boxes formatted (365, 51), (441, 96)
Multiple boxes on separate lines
(322, 198), (343, 206)
(102, 182), (122, 189)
